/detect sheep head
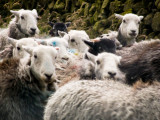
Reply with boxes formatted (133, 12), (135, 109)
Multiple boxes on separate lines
(10, 9), (39, 36)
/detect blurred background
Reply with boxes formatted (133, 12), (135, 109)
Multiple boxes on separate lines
(0, 0), (159, 40)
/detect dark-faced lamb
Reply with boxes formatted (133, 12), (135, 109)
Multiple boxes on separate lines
(44, 80), (160, 120)
(48, 22), (71, 36)
(0, 45), (58, 120)
(115, 13), (143, 47)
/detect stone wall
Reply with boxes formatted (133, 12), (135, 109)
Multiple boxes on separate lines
(0, 0), (160, 40)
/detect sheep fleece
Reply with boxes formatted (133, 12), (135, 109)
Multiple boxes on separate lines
(44, 80), (160, 120)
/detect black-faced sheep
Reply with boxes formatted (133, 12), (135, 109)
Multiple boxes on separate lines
(83, 38), (116, 56)
(0, 9), (39, 60)
(115, 13), (143, 47)
(48, 22), (71, 36)
(44, 80), (160, 120)
(0, 45), (58, 120)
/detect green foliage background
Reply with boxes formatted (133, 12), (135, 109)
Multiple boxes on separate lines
(0, 0), (160, 40)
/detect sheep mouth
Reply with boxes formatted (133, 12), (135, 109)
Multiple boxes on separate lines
(129, 33), (137, 37)
(29, 31), (36, 36)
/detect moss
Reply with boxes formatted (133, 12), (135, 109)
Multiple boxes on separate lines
(109, 0), (123, 14)
(144, 13), (153, 25)
(54, 0), (65, 10)
(12, 2), (21, 9)
(48, 2), (54, 9)
(89, 3), (96, 15)
(123, 0), (133, 11)
(102, 0), (110, 9)
(152, 12), (160, 32)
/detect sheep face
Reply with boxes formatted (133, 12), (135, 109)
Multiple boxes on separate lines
(95, 53), (125, 81)
(60, 30), (90, 53)
(84, 38), (116, 55)
(86, 52), (125, 81)
(10, 9), (39, 36)
(115, 13), (143, 40)
(47, 37), (70, 60)
(24, 46), (57, 84)
(8, 37), (38, 59)
(49, 22), (71, 36)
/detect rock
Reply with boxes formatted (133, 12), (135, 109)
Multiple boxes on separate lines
(152, 12), (160, 32)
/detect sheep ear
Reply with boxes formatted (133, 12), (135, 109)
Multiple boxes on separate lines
(58, 30), (67, 37)
(83, 40), (94, 48)
(65, 22), (71, 27)
(48, 22), (54, 27)
(23, 46), (33, 55)
(115, 13), (123, 20)
(10, 10), (19, 17)
(85, 52), (96, 64)
(32, 9), (38, 16)
(139, 16), (144, 21)
(8, 37), (17, 47)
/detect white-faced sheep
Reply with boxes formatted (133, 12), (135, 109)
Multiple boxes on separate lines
(0, 9), (39, 59)
(8, 37), (38, 60)
(0, 45), (58, 120)
(48, 22), (71, 36)
(115, 13), (143, 47)
(58, 30), (90, 53)
(44, 80), (160, 120)
(80, 52), (125, 81)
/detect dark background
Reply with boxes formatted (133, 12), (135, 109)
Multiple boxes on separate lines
(0, 0), (159, 40)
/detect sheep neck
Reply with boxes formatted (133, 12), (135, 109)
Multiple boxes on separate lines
(117, 30), (136, 47)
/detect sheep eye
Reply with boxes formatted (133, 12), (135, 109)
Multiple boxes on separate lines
(71, 39), (75, 42)
(123, 19), (126, 23)
(34, 54), (37, 59)
(17, 47), (20, 50)
(96, 60), (100, 65)
(21, 16), (24, 20)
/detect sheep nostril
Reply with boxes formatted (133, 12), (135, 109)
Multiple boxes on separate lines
(45, 74), (52, 80)
(30, 28), (36, 33)
(108, 72), (116, 77)
(131, 30), (136, 33)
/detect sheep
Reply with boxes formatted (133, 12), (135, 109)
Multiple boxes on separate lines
(8, 37), (38, 60)
(83, 38), (116, 56)
(118, 39), (160, 85)
(58, 30), (90, 53)
(44, 80), (160, 120)
(0, 9), (39, 60)
(99, 31), (122, 49)
(48, 22), (71, 36)
(115, 13), (143, 47)
(80, 52), (125, 81)
(0, 45), (59, 120)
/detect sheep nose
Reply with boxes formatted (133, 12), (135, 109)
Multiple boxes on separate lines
(45, 73), (52, 79)
(131, 30), (136, 33)
(30, 28), (36, 33)
(108, 72), (116, 77)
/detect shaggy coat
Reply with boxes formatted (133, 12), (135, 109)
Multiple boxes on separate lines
(44, 80), (160, 120)
(118, 40), (160, 85)
(0, 58), (51, 120)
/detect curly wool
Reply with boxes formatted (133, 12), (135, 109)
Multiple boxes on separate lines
(44, 80), (160, 120)
(0, 58), (51, 120)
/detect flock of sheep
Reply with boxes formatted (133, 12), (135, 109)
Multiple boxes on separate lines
(0, 9), (160, 120)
